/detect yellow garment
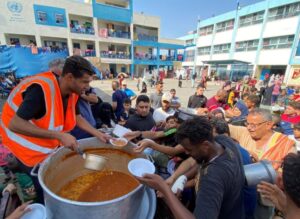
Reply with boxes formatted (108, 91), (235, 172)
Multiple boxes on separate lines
(229, 125), (296, 170)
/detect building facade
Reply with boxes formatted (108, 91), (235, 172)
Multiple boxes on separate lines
(180, 0), (300, 85)
(0, 0), (184, 76)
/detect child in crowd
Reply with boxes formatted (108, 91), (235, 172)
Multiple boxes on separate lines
(119, 98), (135, 125)
(277, 89), (289, 107)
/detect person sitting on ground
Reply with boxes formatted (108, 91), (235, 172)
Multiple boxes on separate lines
(153, 93), (175, 125)
(136, 117), (245, 219)
(111, 81), (128, 121)
(150, 81), (164, 109)
(119, 98), (135, 126)
(280, 101), (300, 136)
(121, 80), (137, 101)
(257, 153), (300, 219)
(170, 89), (181, 109)
(124, 95), (155, 132)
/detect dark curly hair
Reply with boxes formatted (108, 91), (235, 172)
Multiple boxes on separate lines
(176, 117), (213, 145)
(210, 118), (230, 136)
(283, 153), (300, 208)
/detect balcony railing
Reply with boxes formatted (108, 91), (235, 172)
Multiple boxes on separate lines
(83, 49), (96, 57)
(100, 51), (131, 59)
(134, 53), (157, 60)
(70, 25), (95, 35)
(160, 55), (175, 61)
(136, 34), (158, 42)
(99, 28), (130, 39)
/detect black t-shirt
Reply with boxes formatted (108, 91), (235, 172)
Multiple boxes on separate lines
(124, 113), (155, 131)
(188, 94), (207, 108)
(194, 137), (245, 219)
(17, 83), (80, 121)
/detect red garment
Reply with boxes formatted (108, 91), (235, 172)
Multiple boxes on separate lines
(206, 96), (229, 111)
(293, 94), (300, 102)
(281, 114), (300, 124)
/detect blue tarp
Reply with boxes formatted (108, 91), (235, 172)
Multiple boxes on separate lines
(0, 46), (68, 78)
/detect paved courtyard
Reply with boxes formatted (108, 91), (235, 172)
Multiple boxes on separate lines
(91, 79), (221, 107)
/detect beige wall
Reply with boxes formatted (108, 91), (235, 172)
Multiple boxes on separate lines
(159, 38), (184, 45)
(69, 15), (93, 25)
(135, 46), (151, 54)
(72, 39), (95, 50)
(133, 13), (160, 28)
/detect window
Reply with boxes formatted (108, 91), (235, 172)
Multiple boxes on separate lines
(87, 44), (94, 50)
(186, 39), (194, 46)
(198, 46), (211, 55)
(37, 11), (47, 23)
(199, 25), (214, 36)
(213, 44), (231, 54)
(216, 19), (234, 32)
(239, 11), (264, 27)
(10, 38), (20, 45)
(262, 35), (294, 50)
(268, 2), (300, 21)
(73, 43), (80, 49)
(235, 40), (259, 52)
(185, 50), (195, 61)
(55, 13), (64, 24)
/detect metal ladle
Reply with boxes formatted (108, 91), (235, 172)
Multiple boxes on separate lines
(77, 148), (108, 171)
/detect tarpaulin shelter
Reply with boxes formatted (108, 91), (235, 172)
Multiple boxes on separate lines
(0, 45), (69, 78)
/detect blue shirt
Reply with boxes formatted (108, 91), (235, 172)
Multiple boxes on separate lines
(123, 88), (136, 99)
(71, 98), (96, 139)
(112, 89), (128, 120)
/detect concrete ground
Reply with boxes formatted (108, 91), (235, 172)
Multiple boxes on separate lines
(90, 79), (221, 107)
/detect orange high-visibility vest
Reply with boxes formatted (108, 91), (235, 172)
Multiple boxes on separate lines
(1, 72), (78, 167)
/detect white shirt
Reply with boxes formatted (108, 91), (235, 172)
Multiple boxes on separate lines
(288, 135), (300, 152)
(153, 107), (175, 123)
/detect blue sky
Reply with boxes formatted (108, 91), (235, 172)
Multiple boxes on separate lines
(134, 0), (264, 38)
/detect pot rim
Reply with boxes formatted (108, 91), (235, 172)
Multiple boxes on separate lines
(38, 147), (143, 206)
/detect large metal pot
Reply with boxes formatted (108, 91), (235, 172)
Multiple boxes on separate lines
(38, 137), (156, 219)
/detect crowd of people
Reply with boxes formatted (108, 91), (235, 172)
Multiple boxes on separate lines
(0, 56), (300, 219)
(71, 70), (300, 219)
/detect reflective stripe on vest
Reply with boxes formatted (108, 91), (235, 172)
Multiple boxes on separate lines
(0, 122), (54, 154)
(6, 76), (63, 131)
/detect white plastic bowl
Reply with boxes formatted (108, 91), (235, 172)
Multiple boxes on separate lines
(20, 203), (46, 219)
(128, 158), (155, 177)
(109, 137), (128, 147)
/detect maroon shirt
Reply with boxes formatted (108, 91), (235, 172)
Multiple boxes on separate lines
(206, 96), (229, 111)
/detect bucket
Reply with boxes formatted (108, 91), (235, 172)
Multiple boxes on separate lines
(244, 160), (277, 187)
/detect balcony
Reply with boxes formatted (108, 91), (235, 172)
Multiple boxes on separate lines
(98, 28), (130, 39)
(134, 53), (157, 61)
(84, 49), (96, 57)
(160, 55), (175, 61)
(70, 25), (95, 35)
(136, 34), (158, 42)
(100, 51), (131, 59)
(92, 1), (131, 23)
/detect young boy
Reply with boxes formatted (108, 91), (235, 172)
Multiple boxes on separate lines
(119, 98), (135, 125)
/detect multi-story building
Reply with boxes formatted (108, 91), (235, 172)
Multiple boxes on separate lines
(0, 0), (184, 76)
(178, 30), (197, 72)
(180, 0), (300, 85)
